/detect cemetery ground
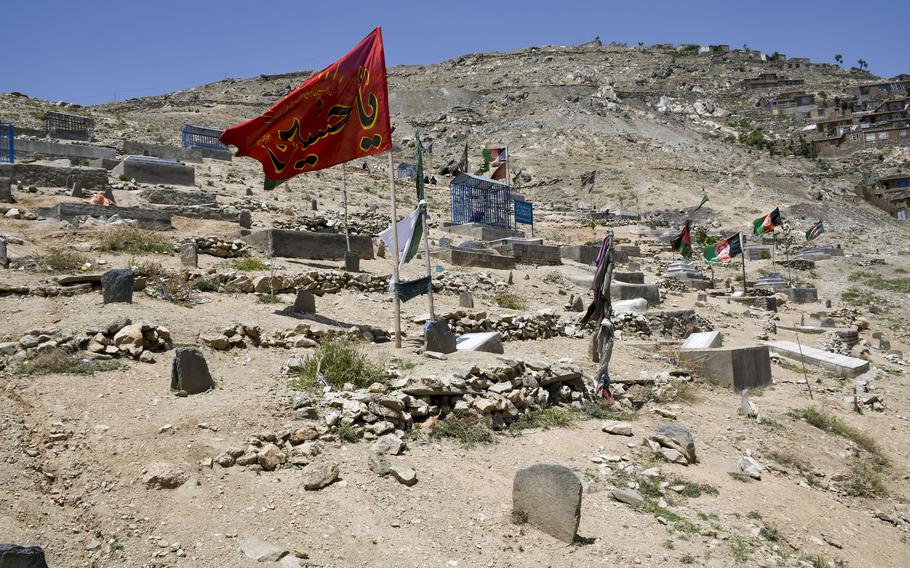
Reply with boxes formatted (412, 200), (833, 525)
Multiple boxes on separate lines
(4, 43), (910, 567)
(2, 157), (910, 568)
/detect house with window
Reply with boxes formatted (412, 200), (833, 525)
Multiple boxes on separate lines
(855, 98), (909, 129)
(759, 91), (816, 116)
(855, 80), (909, 103)
(855, 174), (910, 220)
(741, 73), (805, 90)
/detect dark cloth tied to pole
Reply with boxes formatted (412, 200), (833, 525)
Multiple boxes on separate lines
(581, 231), (615, 326)
(394, 276), (432, 302)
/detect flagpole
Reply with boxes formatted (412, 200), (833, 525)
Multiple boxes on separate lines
(740, 235), (748, 294)
(421, 205), (435, 321)
(343, 162), (350, 253)
(388, 149), (402, 348)
(772, 231), (776, 266)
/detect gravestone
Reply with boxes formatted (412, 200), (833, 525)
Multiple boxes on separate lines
(507, 271), (514, 285)
(880, 338), (891, 351)
(682, 331), (723, 349)
(0, 177), (11, 203)
(570, 295), (584, 312)
(239, 209), (252, 229)
(180, 242), (198, 268)
(70, 182), (83, 198)
(344, 251), (360, 272)
(0, 544), (49, 568)
(310, 198), (317, 211)
(101, 269), (134, 304)
(456, 332), (504, 354)
(0, 238), (8, 268)
(170, 347), (214, 394)
(825, 299), (832, 308)
(678, 346), (772, 390)
(512, 464), (582, 543)
(459, 291), (474, 308)
(425, 320), (457, 354)
(294, 290), (316, 314)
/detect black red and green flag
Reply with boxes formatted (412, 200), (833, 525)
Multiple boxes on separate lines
(671, 220), (692, 258)
(705, 233), (743, 263)
(752, 207), (783, 235)
(806, 220), (825, 241)
(219, 28), (391, 190)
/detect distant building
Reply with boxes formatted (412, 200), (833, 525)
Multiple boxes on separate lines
(855, 79), (909, 103)
(759, 90), (816, 116)
(741, 73), (805, 90)
(855, 174), (910, 220)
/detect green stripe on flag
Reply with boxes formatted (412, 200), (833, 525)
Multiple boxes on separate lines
(704, 244), (717, 264)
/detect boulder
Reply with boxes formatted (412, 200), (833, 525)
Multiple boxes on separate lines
(301, 462), (339, 490)
(240, 537), (288, 562)
(142, 462), (188, 489)
(0, 544), (49, 568)
(170, 347), (214, 394)
(101, 268), (134, 304)
(739, 456), (763, 480)
(425, 319), (457, 354)
(257, 443), (287, 471)
(611, 488), (644, 507)
(649, 423), (696, 465)
(602, 421), (633, 436)
(390, 465), (418, 486)
(371, 433), (404, 456)
(512, 464), (582, 543)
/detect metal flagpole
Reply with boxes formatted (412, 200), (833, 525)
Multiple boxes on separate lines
(389, 150), (401, 348)
(421, 205), (435, 321)
(772, 232), (776, 266)
(740, 235), (748, 294)
(343, 162), (350, 252)
(794, 329), (814, 400)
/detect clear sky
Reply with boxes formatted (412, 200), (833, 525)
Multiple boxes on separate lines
(4, 0), (908, 105)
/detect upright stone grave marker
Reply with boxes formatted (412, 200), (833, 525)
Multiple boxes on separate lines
(101, 269), (134, 304)
(512, 464), (582, 543)
(171, 347), (214, 394)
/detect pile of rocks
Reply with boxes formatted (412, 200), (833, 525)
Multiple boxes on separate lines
(436, 309), (579, 341)
(199, 270), (389, 295)
(0, 318), (171, 362)
(84, 319), (172, 360)
(301, 357), (589, 435)
(657, 277), (691, 294)
(181, 236), (248, 258)
(777, 258), (814, 271)
(614, 312), (652, 337)
(273, 209), (390, 235)
(200, 323), (263, 350)
(202, 321), (392, 350)
(647, 310), (712, 339)
(433, 271), (508, 294)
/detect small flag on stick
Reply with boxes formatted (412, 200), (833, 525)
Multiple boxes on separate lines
(693, 194), (709, 212)
(671, 220), (692, 258)
(580, 170), (597, 191)
(806, 220), (825, 241)
(753, 207), (783, 235)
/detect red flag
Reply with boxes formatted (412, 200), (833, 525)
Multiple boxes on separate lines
(490, 163), (507, 180)
(220, 28), (391, 184)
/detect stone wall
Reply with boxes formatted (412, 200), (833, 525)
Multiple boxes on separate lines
(0, 163), (108, 190)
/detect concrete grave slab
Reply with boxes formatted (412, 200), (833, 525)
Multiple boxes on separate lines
(512, 464), (582, 543)
(782, 287), (818, 303)
(678, 345), (772, 390)
(613, 298), (649, 314)
(112, 155), (195, 186)
(682, 331), (723, 349)
(560, 245), (600, 265)
(763, 340), (870, 377)
(243, 229), (374, 260)
(37, 202), (173, 230)
(611, 282), (660, 306)
(456, 332), (504, 354)
(433, 247), (516, 270)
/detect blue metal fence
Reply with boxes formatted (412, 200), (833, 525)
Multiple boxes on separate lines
(182, 124), (227, 150)
(0, 122), (12, 163)
(450, 172), (511, 229)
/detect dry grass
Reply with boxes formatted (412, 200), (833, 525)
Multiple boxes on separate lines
(32, 247), (88, 272)
(291, 340), (386, 391)
(96, 225), (172, 255)
(15, 349), (123, 376)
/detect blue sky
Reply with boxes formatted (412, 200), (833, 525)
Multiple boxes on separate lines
(4, 0), (908, 105)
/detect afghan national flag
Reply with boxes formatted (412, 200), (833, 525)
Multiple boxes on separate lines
(693, 194), (709, 212)
(487, 147), (508, 165)
(580, 170), (597, 191)
(671, 220), (692, 258)
(378, 203), (424, 273)
(752, 207), (783, 235)
(220, 28), (391, 190)
(490, 163), (508, 180)
(478, 148), (491, 174)
(715, 233), (744, 262)
(703, 244), (718, 264)
(806, 220), (825, 241)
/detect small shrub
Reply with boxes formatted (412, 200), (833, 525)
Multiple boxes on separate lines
(508, 407), (576, 432)
(728, 534), (753, 562)
(578, 399), (637, 421)
(728, 472), (755, 483)
(492, 292), (526, 310)
(193, 278), (219, 292)
(229, 257), (268, 271)
(845, 459), (887, 497)
(759, 526), (779, 541)
(668, 477), (719, 498)
(680, 554), (696, 565)
(429, 414), (495, 448)
(291, 340), (386, 391)
(33, 247), (88, 272)
(256, 293), (281, 304)
(118, 174), (129, 181)
(15, 349), (123, 376)
(96, 225), (172, 255)
(759, 250), (771, 260)
(511, 510), (528, 525)
(391, 357), (417, 370)
(336, 422), (360, 443)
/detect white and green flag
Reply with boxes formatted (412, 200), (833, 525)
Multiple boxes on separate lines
(379, 202), (425, 274)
